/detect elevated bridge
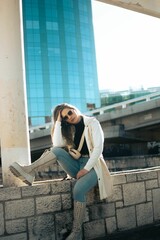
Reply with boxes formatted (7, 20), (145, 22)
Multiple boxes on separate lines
(97, 0), (160, 18)
(30, 92), (160, 156)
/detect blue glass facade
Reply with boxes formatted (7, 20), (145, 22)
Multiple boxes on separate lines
(23, 0), (100, 126)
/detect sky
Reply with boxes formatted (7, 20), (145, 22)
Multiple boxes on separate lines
(91, 1), (160, 91)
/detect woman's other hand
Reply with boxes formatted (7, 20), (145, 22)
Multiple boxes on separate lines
(76, 169), (89, 179)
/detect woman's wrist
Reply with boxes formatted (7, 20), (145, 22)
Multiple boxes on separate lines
(55, 120), (62, 126)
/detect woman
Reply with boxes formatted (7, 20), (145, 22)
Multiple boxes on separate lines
(10, 103), (113, 240)
(51, 103), (113, 240)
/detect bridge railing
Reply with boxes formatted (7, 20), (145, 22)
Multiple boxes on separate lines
(29, 91), (160, 132)
(84, 91), (160, 116)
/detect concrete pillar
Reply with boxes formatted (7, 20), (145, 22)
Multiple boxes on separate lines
(0, 0), (31, 187)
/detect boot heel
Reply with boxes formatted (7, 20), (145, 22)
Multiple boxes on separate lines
(10, 162), (35, 185)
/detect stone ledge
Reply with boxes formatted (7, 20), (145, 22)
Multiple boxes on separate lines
(0, 167), (160, 239)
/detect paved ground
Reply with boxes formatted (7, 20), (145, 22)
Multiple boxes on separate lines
(95, 224), (160, 240)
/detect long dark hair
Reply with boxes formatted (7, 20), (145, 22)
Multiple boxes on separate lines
(51, 103), (81, 146)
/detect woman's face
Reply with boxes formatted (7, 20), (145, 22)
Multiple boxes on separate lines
(61, 108), (81, 124)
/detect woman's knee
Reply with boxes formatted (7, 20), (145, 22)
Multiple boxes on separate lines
(51, 147), (67, 158)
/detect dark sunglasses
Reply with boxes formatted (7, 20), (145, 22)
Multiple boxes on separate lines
(62, 110), (73, 121)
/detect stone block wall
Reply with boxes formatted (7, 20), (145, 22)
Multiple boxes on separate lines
(33, 154), (160, 181)
(106, 154), (160, 172)
(0, 167), (160, 239)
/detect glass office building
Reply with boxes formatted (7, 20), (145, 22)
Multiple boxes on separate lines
(22, 0), (100, 126)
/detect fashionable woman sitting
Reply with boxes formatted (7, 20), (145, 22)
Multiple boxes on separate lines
(10, 103), (113, 240)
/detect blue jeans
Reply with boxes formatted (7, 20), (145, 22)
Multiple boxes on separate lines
(52, 147), (98, 202)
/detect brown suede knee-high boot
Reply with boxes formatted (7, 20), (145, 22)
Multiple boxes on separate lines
(9, 149), (57, 185)
(66, 201), (86, 240)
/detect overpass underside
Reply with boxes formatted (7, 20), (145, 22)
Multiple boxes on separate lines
(96, 0), (160, 18)
(98, 98), (160, 144)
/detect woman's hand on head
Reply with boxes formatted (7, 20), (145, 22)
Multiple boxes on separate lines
(76, 169), (89, 179)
